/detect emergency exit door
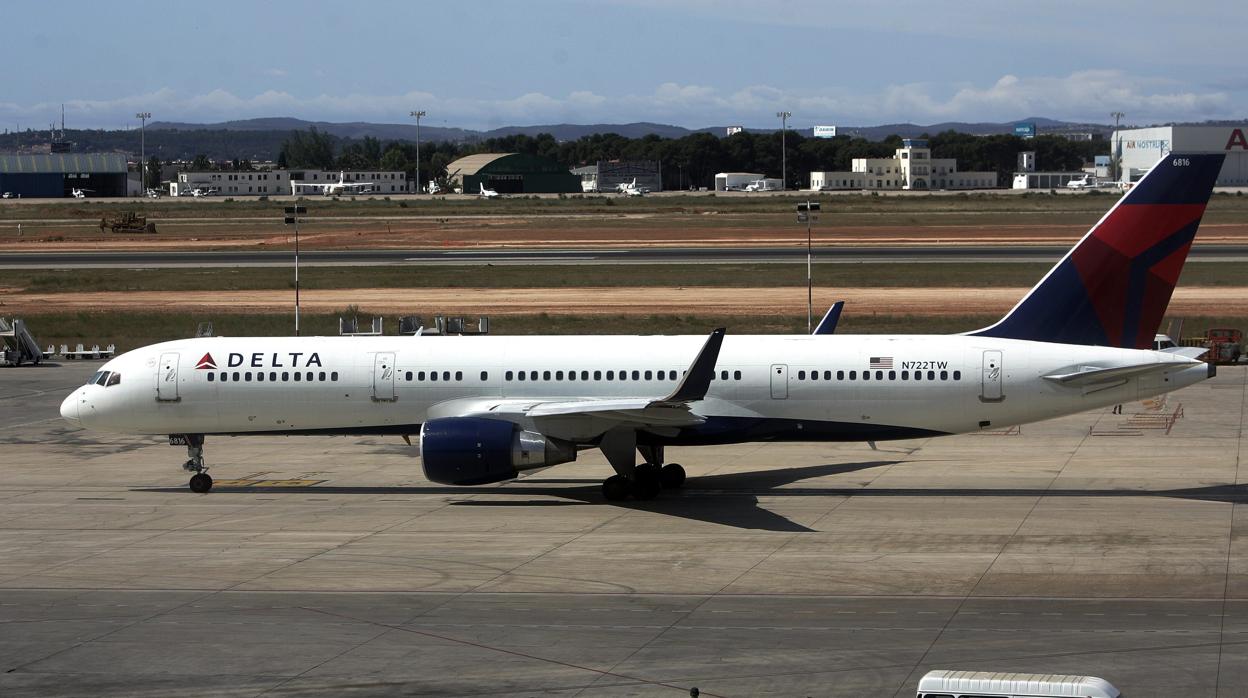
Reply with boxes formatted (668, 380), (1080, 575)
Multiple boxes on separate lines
(156, 352), (180, 401)
(770, 364), (789, 399)
(980, 350), (1004, 402)
(372, 352), (396, 401)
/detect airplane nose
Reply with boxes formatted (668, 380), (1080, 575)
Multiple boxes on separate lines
(60, 392), (81, 426)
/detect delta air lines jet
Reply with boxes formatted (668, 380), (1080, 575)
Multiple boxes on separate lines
(61, 153), (1224, 501)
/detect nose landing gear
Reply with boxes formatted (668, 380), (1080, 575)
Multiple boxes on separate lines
(172, 434), (212, 493)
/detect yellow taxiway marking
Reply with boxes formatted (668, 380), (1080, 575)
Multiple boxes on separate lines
(211, 479), (325, 487)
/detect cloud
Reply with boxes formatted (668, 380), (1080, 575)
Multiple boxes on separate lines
(0, 70), (1234, 131)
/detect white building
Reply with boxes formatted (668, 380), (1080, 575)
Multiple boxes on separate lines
(810, 139), (997, 191)
(714, 172), (764, 191)
(1112, 125), (1248, 185)
(169, 169), (410, 196)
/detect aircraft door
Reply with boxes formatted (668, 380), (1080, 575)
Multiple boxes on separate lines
(980, 350), (1004, 402)
(372, 352), (397, 401)
(770, 364), (789, 399)
(156, 352), (180, 402)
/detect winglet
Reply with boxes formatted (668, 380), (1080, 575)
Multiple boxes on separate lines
(656, 328), (726, 404)
(813, 301), (844, 335)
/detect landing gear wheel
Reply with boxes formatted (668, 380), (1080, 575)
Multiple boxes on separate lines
(660, 463), (686, 489)
(189, 472), (213, 493)
(630, 463), (662, 501)
(602, 474), (630, 502)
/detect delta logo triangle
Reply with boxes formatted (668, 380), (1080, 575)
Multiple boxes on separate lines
(196, 352), (217, 370)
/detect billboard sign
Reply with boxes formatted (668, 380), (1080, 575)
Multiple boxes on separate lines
(813, 125), (838, 139)
(1014, 122), (1036, 139)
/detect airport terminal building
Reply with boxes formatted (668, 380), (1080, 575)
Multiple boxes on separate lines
(0, 153), (128, 198)
(1113, 125), (1248, 185)
(810, 139), (998, 191)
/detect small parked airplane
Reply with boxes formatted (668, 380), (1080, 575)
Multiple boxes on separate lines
(478, 183), (500, 199)
(292, 171), (375, 196)
(617, 178), (645, 196)
(61, 153), (1224, 502)
(1067, 174), (1096, 189)
(70, 188), (91, 199)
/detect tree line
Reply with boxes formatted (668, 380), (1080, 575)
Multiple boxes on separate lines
(274, 128), (1108, 189)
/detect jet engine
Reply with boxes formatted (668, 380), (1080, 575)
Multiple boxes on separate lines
(419, 417), (577, 485)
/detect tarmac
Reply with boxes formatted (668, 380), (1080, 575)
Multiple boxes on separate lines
(2, 360), (1247, 696)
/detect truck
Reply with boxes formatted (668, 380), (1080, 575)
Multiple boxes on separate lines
(99, 212), (157, 234)
(1202, 327), (1242, 364)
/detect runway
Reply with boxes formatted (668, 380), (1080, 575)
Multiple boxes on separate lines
(2, 361), (1247, 695)
(4, 243), (1248, 269)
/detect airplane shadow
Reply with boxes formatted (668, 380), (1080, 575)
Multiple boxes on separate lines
(133, 460), (1248, 533)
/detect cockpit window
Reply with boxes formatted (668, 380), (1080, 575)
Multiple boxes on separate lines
(87, 371), (105, 386)
(106, 372), (121, 387)
(91, 371), (112, 386)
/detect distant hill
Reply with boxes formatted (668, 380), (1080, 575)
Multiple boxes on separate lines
(145, 116), (1113, 145)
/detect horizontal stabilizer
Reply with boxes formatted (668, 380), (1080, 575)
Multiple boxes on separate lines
(1043, 361), (1192, 387)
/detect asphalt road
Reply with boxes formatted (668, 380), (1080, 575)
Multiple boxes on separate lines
(5, 244), (1248, 269)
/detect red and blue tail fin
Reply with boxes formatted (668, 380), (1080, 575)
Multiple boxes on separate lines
(970, 152), (1225, 349)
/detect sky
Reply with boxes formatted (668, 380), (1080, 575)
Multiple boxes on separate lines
(2, 0), (1244, 132)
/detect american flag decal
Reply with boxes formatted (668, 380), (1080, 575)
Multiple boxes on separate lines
(869, 356), (893, 369)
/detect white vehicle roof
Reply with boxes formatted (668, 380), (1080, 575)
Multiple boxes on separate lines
(918, 670), (1120, 698)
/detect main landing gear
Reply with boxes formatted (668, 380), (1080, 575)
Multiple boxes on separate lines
(598, 434), (686, 502)
(174, 434), (213, 493)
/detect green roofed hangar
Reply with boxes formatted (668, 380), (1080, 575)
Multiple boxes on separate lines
(447, 153), (580, 194)
(0, 153), (129, 198)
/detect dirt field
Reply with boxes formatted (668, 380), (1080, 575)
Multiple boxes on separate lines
(5, 285), (1246, 318)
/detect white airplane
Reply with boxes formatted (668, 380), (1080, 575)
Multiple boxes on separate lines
(292, 171), (375, 196)
(61, 153), (1224, 502)
(616, 178), (645, 197)
(189, 187), (218, 198)
(478, 182), (500, 199)
(1067, 174), (1097, 190)
(71, 188), (91, 199)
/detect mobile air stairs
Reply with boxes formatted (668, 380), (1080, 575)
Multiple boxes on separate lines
(0, 317), (45, 366)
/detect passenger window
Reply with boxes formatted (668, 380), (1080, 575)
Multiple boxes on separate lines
(245, 372), (252, 381)
(809, 371), (817, 381)
(418, 371), (426, 380)
(582, 371), (590, 380)
(798, 370), (806, 380)
(455, 371), (462, 381)
(876, 370), (883, 380)
(319, 371), (327, 381)
(914, 372), (921, 381)
(888, 370), (896, 380)
(293, 372), (301, 382)
(940, 370), (948, 380)
(606, 371), (614, 380)
(306, 371), (313, 382)
(848, 371), (856, 379)
(544, 371), (551, 381)
(406, 371), (413, 381)
(256, 372), (264, 382)
(444, 371), (451, 381)
(901, 370), (908, 380)
(506, 371), (513, 381)
(594, 370), (602, 380)
(735, 370), (742, 380)
(207, 373), (215, 382)
(823, 371), (831, 380)
(631, 370), (639, 380)
(567, 371), (576, 381)
(517, 371), (525, 381)
(927, 371), (935, 380)
(430, 372), (438, 382)
(480, 371), (488, 381)
(282, 372), (289, 381)
(529, 371), (537, 381)
(331, 371), (338, 381)
(720, 370), (728, 380)
(953, 370), (961, 380)
(220, 372), (228, 382)
(644, 370), (652, 380)
(233, 372), (240, 382)
(556, 371), (564, 380)
(837, 370), (844, 380)
(863, 371), (870, 381)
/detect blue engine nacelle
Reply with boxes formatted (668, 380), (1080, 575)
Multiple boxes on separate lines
(419, 417), (577, 485)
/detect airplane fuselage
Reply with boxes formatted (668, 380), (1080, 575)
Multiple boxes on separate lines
(62, 334), (1208, 444)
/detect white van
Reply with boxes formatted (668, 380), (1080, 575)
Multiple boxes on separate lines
(918, 670), (1121, 698)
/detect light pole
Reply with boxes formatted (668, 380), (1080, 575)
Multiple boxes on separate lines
(797, 201), (820, 332)
(136, 112), (151, 194)
(1110, 111), (1125, 182)
(410, 110), (425, 193)
(776, 111), (791, 190)
(284, 205), (307, 335)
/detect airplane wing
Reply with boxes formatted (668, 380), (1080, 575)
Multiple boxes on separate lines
(425, 328), (726, 434)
